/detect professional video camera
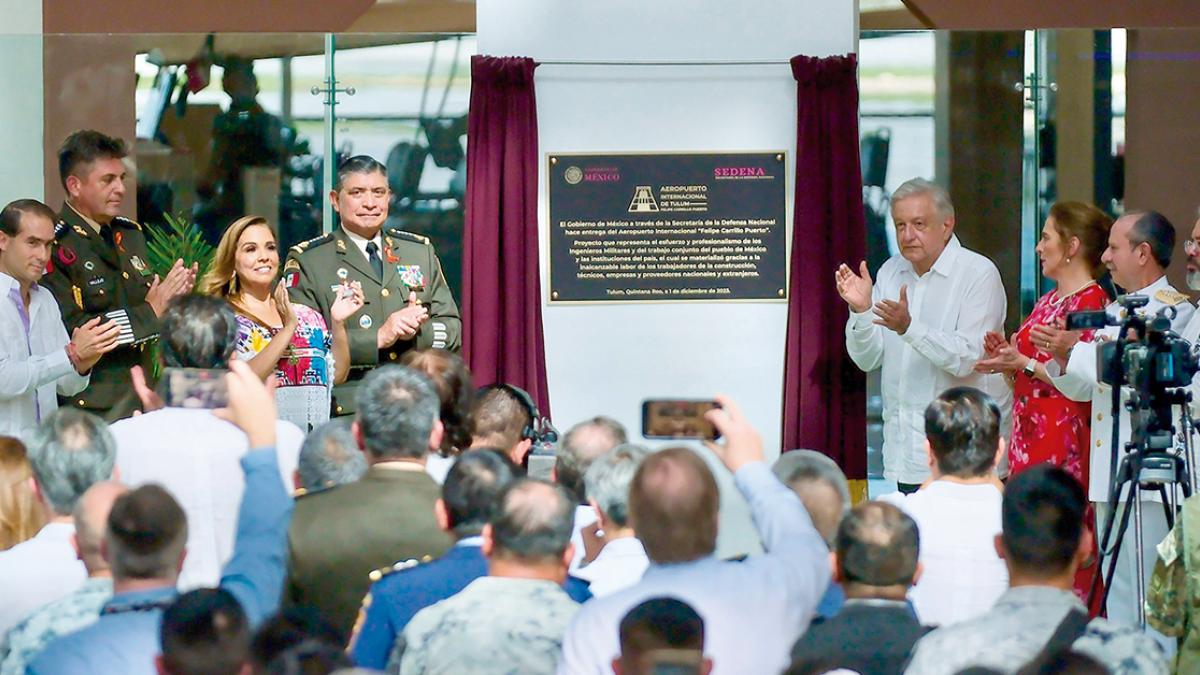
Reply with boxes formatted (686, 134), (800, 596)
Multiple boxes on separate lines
(1066, 293), (1200, 627)
(1067, 294), (1200, 396)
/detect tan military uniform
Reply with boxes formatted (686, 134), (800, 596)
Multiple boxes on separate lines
(283, 226), (461, 416)
(41, 204), (159, 420)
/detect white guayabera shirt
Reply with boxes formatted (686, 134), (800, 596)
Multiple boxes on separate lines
(844, 236), (1011, 484)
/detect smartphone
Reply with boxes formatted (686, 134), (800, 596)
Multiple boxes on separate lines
(641, 399), (720, 441)
(160, 368), (229, 409)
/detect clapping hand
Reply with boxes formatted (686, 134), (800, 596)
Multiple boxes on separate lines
(835, 261), (873, 313)
(70, 317), (121, 372)
(983, 330), (1008, 358)
(1029, 318), (1080, 361)
(145, 259), (195, 316)
(873, 285), (912, 335)
(975, 334), (1028, 375)
(273, 281), (296, 329)
(330, 281), (365, 323)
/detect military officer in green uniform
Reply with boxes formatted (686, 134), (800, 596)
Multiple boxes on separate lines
(41, 130), (196, 421)
(284, 155), (461, 416)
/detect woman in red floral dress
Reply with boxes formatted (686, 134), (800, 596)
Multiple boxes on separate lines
(975, 201), (1113, 609)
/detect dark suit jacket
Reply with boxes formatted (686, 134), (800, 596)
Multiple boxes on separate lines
(284, 463), (451, 635)
(789, 599), (930, 675)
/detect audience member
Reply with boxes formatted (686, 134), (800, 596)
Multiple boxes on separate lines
(773, 449), (852, 618)
(156, 588), (251, 675)
(401, 348), (476, 484)
(880, 387), (1007, 626)
(0, 437), (44, 550)
(0, 480), (125, 675)
(559, 396), (830, 674)
(201, 215), (362, 431)
(0, 198), (118, 439)
(285, 365), (450, 635)
(905, 465), (1168, 674)
(789, 501), (927, 675)
(837, 177), (1010, 493)
(27, 360), (294, 674)
(557, 416), (628, 571)
(469, 384), (536, 466)
(574, 443), (651, 596)
(110, 295), (303, 590)
(613, 597), (711, 675)
(1047, 210), (1194, 636)
(392, 479), (581, 674)
(0, 408), (114, 636)
(350, 449), (518, 668)
(293, 418), (365, 495)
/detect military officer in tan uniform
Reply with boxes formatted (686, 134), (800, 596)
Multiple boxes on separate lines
(41, 130), (196, 420)
(284, 155), (461, 416)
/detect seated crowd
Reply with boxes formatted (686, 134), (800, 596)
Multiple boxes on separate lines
(0, 293), (1176, 674)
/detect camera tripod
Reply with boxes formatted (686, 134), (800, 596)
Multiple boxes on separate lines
(1087, 403), (1197, 628)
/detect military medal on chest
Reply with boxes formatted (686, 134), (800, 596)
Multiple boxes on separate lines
(397, 265), (424, 292)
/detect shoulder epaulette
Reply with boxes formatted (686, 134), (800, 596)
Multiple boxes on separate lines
(367, 556), (429, 583)
(1155, 288), (1191, 307)
(290, 233), (335, 255)
(386, 228), (431, 246)
(112, 216), (142, 231)
(54, 220), (69, 240)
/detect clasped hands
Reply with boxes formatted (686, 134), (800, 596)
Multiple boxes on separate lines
(835, 261), (911, 334)
(377, 291), (428, 349)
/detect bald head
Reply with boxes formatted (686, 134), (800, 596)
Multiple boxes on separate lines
(629, 448), (719, 564)
(73, 480), (128, 574)
(557, 417), (628, 503)
(773, 450), (850, 546)
(489, 478), (575, 565)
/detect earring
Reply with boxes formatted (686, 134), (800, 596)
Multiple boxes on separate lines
(1065, 257), (1071, 264)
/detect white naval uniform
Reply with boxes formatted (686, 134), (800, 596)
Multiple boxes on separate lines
(1048, 275), (1193, 646)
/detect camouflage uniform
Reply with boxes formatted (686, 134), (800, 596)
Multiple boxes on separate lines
(391, 576), (580, 675)
(1147, 494), (1200, 674)
(0, 577), (112, 675)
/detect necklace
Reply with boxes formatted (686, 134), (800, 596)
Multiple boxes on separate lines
(1049, 280), (1097, 308)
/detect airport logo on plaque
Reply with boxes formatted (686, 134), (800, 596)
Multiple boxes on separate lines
(564, 166), (584, 185)
(628, 186), (659, 213)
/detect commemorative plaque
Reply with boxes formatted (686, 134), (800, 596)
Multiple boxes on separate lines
(548, 152), (787, 302)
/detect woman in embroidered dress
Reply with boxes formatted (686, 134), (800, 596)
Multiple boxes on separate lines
(975, 201), (1113, 609)
(201, 216), (363, 430)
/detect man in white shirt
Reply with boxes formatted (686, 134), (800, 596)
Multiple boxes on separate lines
(0, 408), (116, 636)
(556, 416), (628, 572)
(836, 178), (1010, 492)
(880, 387), (1008, 626)
(558, 397), (830, 675)
(1047, 211), (1194, 642)
(0, 199), (119, 440)
(574, 444), (651, 597)
(109, 295), (301, 591)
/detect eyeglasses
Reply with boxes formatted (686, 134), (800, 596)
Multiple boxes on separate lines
(1185, 240), (1200, 256)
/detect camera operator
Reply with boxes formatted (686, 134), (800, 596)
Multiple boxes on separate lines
(1046, 211), (1194, 646)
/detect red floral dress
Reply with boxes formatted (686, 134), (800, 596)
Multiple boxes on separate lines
(1009, 283), (1108, 479)
(1009, 281), (1108, 611)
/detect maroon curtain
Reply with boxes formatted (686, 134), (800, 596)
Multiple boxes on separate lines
(462, 56), (551, 414)
(781, 54), (867, 479)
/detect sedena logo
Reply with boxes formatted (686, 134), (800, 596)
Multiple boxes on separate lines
(714, 166), (769, 179)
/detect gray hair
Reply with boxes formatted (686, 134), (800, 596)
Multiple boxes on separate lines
(490, 479), (575, 563)
(583, 443), (652, 528)
(297, 418), (366, 492)
(891, 177), (955, 220)
(556, 416), (628, 503)
(160, 295), (238, 368)
(773, 450), (851, 546)
(26, 408), (116, 515)
(355, 365), (439, 460)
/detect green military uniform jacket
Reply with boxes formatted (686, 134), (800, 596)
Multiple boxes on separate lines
(40, 204), (159, 420)
(283, 226), (461, 416)
(284, 463), (451, 636)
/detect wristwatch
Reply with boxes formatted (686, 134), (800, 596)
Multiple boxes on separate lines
(1023, 358), (1037, 377)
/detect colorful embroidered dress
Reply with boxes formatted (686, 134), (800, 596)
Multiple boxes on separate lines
(234, 303), (333, 431)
